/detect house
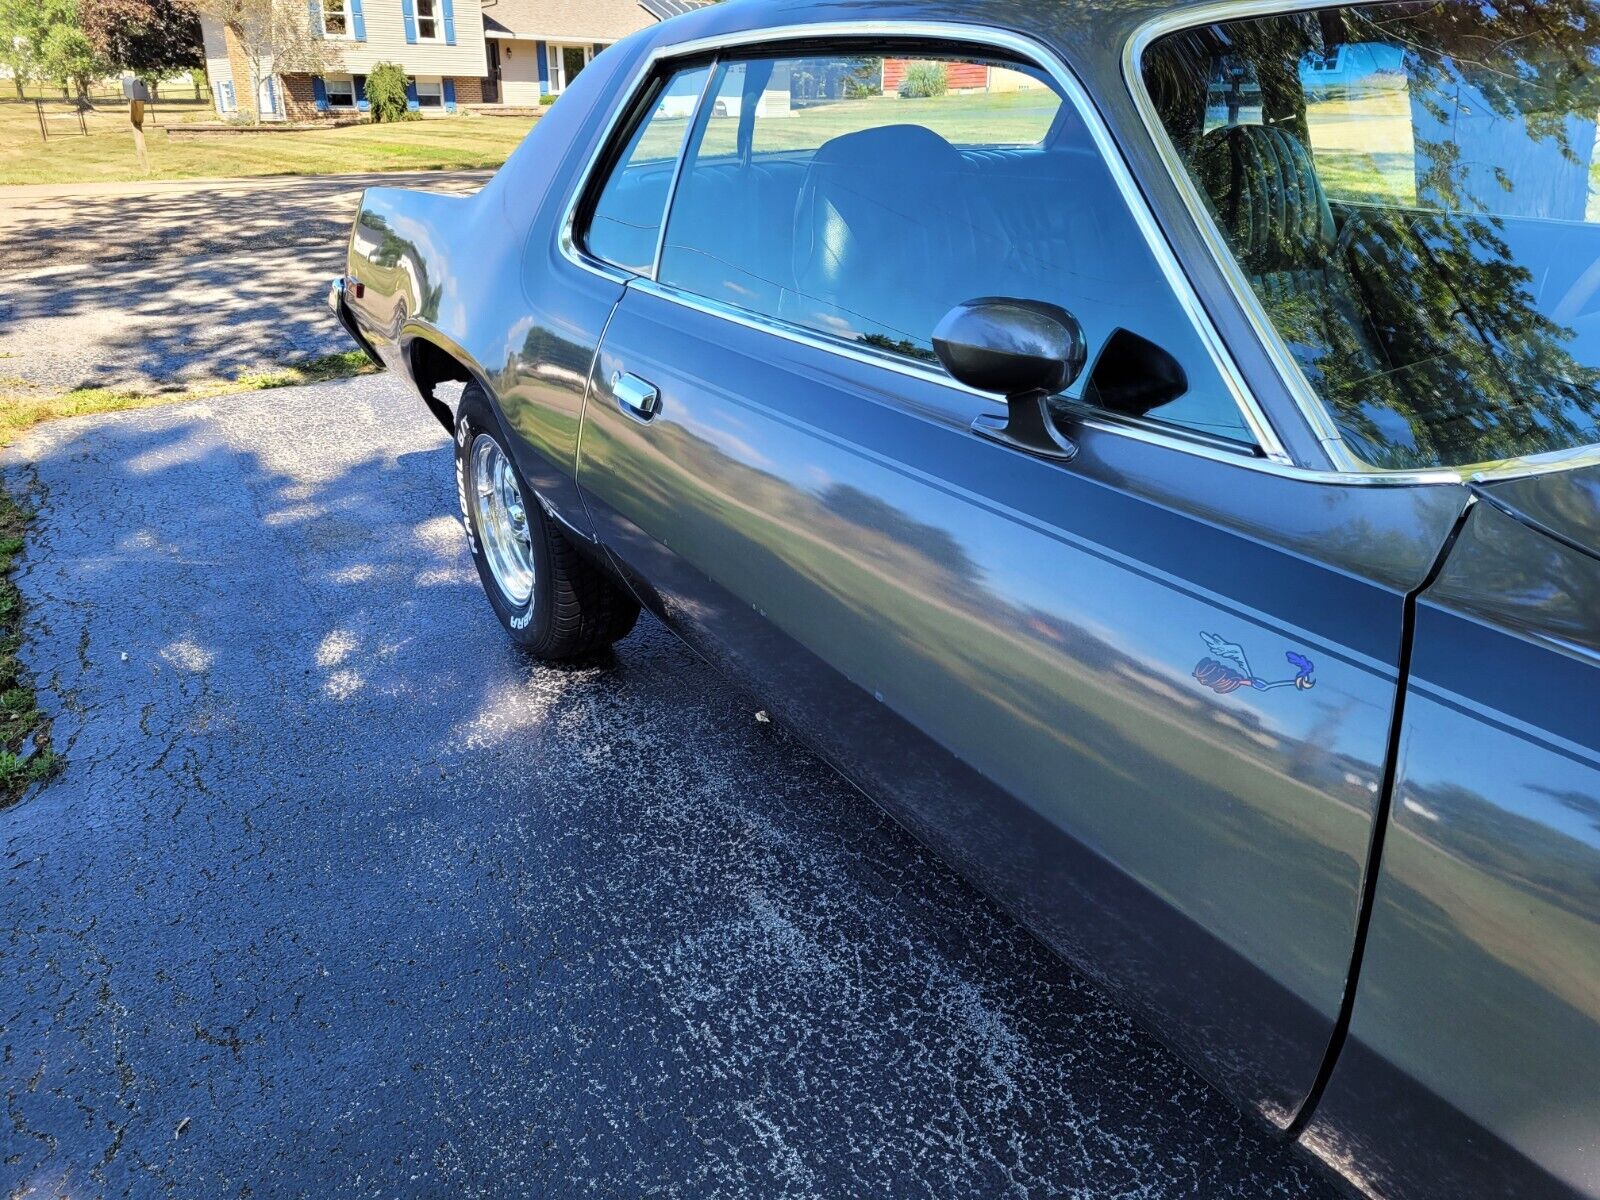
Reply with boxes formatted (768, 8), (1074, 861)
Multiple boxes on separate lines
(198, 0), (709, 120)
(478, 0), (707, 104)
(199, 0), (491, 120)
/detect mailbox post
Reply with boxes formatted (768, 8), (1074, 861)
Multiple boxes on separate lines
(122, 75), (152, 172)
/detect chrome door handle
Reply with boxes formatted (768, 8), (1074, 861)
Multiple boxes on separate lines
(612, 372), (660, 421)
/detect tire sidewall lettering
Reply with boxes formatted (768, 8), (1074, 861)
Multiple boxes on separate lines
(455, 417), (479, 556)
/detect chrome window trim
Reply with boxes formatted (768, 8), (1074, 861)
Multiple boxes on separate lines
(629, 276), (1465, 487)
(1123, 0), (1600, 484)
(558, 19), (1308, 470)
(649, 61), (720, 281)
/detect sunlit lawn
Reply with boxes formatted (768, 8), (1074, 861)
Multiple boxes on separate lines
(0, 92), (532, 185)
(635, 87), (1062, 161)
(1306, 81), (1600, 218)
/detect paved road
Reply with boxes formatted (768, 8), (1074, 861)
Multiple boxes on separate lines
(0, 377), (1339, 1198)
(0, 172), (489, 393)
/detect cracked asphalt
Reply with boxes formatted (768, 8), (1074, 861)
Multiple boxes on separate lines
(0, 375), (1340, 1198)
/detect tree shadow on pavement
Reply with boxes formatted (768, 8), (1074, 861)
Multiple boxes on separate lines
(0, 381), (1341, 1200)
(0, 173), (485, 392)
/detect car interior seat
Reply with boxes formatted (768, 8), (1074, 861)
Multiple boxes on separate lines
(785, 124), (1012, 355)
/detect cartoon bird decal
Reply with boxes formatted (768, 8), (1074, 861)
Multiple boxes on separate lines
(1193, 633), (1316, 695)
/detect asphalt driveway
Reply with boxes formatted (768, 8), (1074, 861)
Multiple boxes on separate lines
(0, 375), (1340, 1198)
(0, 172), (488, 393)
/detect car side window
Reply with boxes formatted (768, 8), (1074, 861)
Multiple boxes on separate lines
(651, 49), (1256, 446)
(585, 65), (710, 275)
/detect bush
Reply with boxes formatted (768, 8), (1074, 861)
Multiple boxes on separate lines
(365, 63), (416, 122)
(898, 61), (947, 99)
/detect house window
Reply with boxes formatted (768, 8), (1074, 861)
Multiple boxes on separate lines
(548, 42), (592, 92)
(325, 75), (357, 107)
(415, 0), (440, 41)
(414, 77), (444, 108)
(321, 0), (348, 37)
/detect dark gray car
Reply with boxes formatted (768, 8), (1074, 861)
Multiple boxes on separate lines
(329, 2), (1600, 1196)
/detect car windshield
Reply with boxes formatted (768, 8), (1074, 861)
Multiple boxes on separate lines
(1143, 0), (1600, 470)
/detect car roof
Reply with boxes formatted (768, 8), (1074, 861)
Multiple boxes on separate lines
(633, 0), (1218, 86)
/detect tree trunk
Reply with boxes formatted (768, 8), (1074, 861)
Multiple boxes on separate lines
(226, 21), (262, 123)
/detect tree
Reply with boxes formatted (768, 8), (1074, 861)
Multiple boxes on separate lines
(80, 0), (202, 94)
(38, 13), (106, 98)
(0, 0), (83, 98)
(0, 0), (38, 97)
(186, 0), (335, 121)
(364, 61), (412, 122)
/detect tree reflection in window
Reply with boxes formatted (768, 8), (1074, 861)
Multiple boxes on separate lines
(1145, 1), (1600, 469)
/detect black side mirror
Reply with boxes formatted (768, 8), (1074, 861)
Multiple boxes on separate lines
(933, 297), (1087, 461)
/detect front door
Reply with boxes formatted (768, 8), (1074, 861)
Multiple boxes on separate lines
(575, 40), (1468, 1122)
(484, 41), (500, 104)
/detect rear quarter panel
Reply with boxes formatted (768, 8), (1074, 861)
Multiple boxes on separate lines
(1302, 500), (1600, 1200)
(341, 34), (646, 535)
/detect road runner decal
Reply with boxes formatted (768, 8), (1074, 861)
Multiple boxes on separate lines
(1193, 633), (1316, 695)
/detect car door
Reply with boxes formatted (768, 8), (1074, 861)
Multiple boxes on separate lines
(573, 38), (1467, 1123)
(1302, 489), (1600, 1198)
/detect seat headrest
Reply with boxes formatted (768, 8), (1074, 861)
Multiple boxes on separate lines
(791, 124), (969, 296)
(808, 122), (966, 176)
(1196, 124), (1335, 270)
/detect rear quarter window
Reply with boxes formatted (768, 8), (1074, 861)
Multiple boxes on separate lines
(584, 65), (710, 275)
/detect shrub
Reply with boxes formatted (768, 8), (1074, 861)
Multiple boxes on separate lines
(898, 61), (947, 99)
(365, 62), (416, 122)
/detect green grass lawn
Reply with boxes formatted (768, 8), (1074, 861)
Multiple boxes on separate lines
(631, 87), (1062, 163)
(0, 92), (532, 185)
(1305, 82), (1600, 216)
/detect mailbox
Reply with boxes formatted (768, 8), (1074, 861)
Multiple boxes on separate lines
(121, 76), (152, 102)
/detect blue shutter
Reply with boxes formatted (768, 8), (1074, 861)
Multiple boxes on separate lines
(312, 75), (328, 110)
(354, 74), (369, 110)
(405, 79), (420, 110)
(400, 0), (416, 43)
(440, 0), (455, 44)
(350, 0), (366, 40)
(308, 0), (323, 38)
(535, 42), (548, 94)
(442, 79), (456, 111)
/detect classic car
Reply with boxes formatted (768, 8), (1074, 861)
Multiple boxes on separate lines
(327, 1), (1600, 1195)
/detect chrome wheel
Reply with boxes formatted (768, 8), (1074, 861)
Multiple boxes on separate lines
(470, 434), (535, 607)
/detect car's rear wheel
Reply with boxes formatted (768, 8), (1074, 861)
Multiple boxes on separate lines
(454, 384), (639, 658)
